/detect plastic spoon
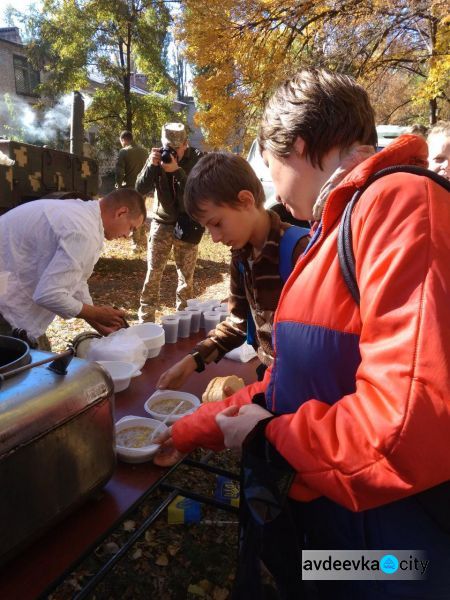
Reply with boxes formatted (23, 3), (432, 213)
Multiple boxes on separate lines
(149, 400), (185, 443)
(116, 401), (185, 454)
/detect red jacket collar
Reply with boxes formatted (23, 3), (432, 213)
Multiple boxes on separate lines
(322, 135), (429, 230)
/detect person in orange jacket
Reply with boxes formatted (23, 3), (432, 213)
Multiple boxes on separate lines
(155, 69), (450, 599)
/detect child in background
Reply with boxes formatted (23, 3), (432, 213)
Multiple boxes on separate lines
(156, 152), (310, 391)
(427, 121), (450, 180)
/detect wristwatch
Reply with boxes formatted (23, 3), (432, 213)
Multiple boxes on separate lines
(189, 351), (205, 373)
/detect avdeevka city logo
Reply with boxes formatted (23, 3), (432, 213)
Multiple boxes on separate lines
(301, 550), (428, 580)
(380, 554), (399, 574)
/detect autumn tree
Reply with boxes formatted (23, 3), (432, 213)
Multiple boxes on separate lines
(24, 0), (177, 148)
(177, 0), (449, 149)
(170, 42), (190, 101)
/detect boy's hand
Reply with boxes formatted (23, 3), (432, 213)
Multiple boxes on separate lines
(156, 355), (197, 390)
(153, 427), (186, 467)
(216, 404), (273, 451)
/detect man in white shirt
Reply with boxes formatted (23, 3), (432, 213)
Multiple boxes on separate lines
(0, 188), (145, 349)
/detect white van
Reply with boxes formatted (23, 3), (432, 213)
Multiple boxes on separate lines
(246, 139), (276, 208)
(376, 125), (408, 150)
(248, 126), (408, 200)
(246, 139), (309, 227)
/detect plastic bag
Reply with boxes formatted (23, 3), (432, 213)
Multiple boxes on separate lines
(0, 271), (9, 296)
(86, 329), (147, 370)
(225, 343), (257, 363)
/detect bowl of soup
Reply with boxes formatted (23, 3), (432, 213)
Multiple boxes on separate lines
(115, 416), (168, 463)
(144, 390), (200, 424)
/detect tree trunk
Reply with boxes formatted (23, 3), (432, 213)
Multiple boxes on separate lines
(429, 97), (437, 125)
(125, 23), (132, 133)
(118, 37), (132, 134)
(428, 17), (438, 126)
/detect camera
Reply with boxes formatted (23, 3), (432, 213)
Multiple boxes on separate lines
(159, 145), (178, 164)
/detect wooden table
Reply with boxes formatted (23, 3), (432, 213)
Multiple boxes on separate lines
(0, 335), (257, 600)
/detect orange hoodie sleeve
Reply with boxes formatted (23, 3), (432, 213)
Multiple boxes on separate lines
(265, 173), (450, 511)
(171, 376), (269, 453)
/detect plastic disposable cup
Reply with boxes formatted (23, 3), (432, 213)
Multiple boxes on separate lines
(198, 301), (215, 329)
(203, 299), (220, 309)
(176, 311), (192, 338)
(198, 303), (207, 329)
(214, 306), (229, 322)
(161, 315), (179, 344)
(186, 298), (201, 307)
(203, 310), (221, 332)
(220, 302), (228, 311)
(186, 307), (201, 333)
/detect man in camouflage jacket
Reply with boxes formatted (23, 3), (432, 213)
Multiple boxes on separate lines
(136, 123), (204, 321)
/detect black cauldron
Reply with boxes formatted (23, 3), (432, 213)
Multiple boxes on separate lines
(0, 335), (31, 374)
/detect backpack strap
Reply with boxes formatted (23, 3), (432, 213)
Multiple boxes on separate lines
(237, 225), (310, 346)
(279, 225), (310, 283)
(338, 166), (450, 306)
(237, 260), (256, 346)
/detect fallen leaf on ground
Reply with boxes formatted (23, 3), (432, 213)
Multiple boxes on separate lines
(167, 544), (180, 556)
(123, 520), (136, 531)
(187, 584), (206, 596)
(155, 553), (169, 566)
(199, 579), (213, 592)
(213, 587), (229, 600)
(103, 542), (119, 554)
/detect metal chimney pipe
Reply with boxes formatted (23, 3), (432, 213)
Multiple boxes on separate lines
(70, 91), (84, 155)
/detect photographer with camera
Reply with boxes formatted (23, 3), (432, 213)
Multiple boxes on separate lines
(136, 123), (205, 322)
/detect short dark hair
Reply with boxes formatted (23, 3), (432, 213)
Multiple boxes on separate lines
(258, 69), (377, 168)
(408, 124), (428, 138)
(120, 130), (133, 143)
(184, 153), (265, 220)
(103, 188), (146, 219)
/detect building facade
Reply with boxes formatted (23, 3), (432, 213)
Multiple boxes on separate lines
(0, 27), (40, 133)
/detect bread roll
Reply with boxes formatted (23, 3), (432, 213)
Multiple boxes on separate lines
(202, 375), (245, 403)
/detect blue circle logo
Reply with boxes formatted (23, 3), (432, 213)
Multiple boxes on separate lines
(380, 554), (399, 574)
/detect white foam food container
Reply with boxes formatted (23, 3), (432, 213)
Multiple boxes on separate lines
(124, 323), (165, 359)
(115, 415), (168, 463)
(144, 390), (200, 424)
(96, 360), (139, 393)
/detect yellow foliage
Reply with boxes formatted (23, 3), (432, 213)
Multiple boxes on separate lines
(177, 0), (450, 147)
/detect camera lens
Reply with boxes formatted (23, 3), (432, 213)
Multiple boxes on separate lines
(160, 146), (176, 164)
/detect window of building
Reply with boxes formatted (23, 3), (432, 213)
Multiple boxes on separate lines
(13, 55), (40, 96)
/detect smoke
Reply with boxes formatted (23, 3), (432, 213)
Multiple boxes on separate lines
(0, 92), (92, 147)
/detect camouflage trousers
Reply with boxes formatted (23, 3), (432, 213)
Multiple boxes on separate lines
(139, 220), (199, 322)
(132, 222), (148, 250)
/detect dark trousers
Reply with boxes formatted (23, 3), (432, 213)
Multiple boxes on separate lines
(238, 494), (450, 600)
(233, 498), (306, 600)
(0, 314), (51, 350)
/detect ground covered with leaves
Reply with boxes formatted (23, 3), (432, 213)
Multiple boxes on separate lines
(46, 234), (246, 599)
(47, 231), (232, 352)
(49, 450), (241, 600)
